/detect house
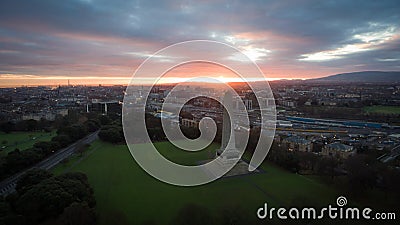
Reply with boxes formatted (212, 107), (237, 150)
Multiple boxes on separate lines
(283, 136), (312, 152)
(322, 142), (354, 159)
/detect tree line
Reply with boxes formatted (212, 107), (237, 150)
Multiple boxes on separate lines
(0, 113), (103, 181)
(0, 169), (96, 225)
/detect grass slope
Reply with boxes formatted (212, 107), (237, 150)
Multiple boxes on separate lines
(53, 141), (338, 225)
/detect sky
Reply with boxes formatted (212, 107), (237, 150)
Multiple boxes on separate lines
(0, 0), (399, 86)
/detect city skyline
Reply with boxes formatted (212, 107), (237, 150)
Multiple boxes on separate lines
(0, 0), (399, 86)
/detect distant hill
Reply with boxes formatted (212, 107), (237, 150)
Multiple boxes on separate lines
(309, 71), (400, 83)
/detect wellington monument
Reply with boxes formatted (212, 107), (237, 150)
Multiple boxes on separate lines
(216, 91), (242, 164)
(215, 91), (258, 177)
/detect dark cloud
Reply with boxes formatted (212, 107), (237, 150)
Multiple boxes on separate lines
(0, 0), (399, 81)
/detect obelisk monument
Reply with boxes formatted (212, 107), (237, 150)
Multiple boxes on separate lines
(216, 91), (241, 165)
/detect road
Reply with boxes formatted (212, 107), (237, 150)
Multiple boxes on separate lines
(0, 131), (99, 196)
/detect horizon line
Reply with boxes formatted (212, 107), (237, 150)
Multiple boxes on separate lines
(0, 76), (309, 88)
(1, 70), (399, 88)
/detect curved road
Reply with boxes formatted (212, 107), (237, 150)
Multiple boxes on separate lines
(0, 131), (99, 195)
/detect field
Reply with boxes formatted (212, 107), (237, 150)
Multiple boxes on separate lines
(52, 140), (339, 225)
(0, 131), (56, 155)
(363, 106), (400, 115)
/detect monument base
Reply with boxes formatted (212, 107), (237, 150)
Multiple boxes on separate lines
(214, 147), (260, 177)
(215, 148), (242, 165)
(199, 158), (260, 179)
(222, 159), (258, 177)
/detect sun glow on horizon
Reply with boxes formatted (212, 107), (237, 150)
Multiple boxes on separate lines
(0, 74), (306, 87)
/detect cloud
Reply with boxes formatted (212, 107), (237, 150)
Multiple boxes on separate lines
(299, 22), (399, 61)
(0, 0), (399, 83)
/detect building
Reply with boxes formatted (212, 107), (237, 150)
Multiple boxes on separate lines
(277, 120), (293, 127)
(389, 133), (400, 140)
(90, 100), (121, 114)
(258, 97), (275, 109)
(181, 118), (199, 128)
(244, 99), (253, 110)
(234, 98), (253, 111)
(22, 109), (68, 121)
(322, 142), (354, 159)
(283, 136), (312, 152)
(280, 99), (297, 108)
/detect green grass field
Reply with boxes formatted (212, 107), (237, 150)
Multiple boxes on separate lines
(0, 131), (56, 155)
(52, 140), (339, 225)
(363, 105), (400, 115)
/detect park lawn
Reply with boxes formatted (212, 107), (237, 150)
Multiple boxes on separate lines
(53, 140), (338, 225)
(363, 105), (400, 115)
(52, 141), (103, 174)
(53, 140), (339, 224)
(0, 131), (56, 155)
(153, 141), (218, 165)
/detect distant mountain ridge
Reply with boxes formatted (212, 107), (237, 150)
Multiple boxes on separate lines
(309, 71), (400, 83)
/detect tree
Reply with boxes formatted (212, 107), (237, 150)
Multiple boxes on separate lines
(98, 115), (111, 125)
(85, 120), (100, 132)
(180, 127), (200, 139)
(54, 115), (70, 130)
(344, 155), (377, 196)
(33, 141), (53, 155)
(54, 202), (97, 225)
(145, 127), (165, 142)
(266, 143), (302, 173)
(98, 126), (123, 143)
(37, 118), (51, 131)
(297, 152), (318, 172)
(52, 135), (72, 148)
(0, 196), (21, 225)
(5, 149), (41, 174)
(58, 125), (87, 141)
(76, 144), (90, 157)
(26, 119), (38, 131)
(380, 168), (400, 200)
(315, 157), (339, 180)
(15, 172), (96, 224)
(0, 122), (14, 133)
(15, 169), (53, 195)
